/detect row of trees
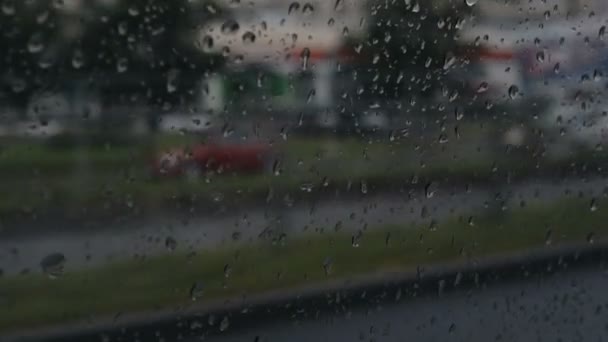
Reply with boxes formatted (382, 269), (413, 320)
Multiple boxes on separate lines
(0, 0), (223, 112)
(0, 0), (469, 122)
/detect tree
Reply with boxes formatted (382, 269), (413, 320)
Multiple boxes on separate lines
(358, 0), (470, 100)
(0, 0), (226, 121)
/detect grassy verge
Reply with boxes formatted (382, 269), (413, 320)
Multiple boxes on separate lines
(0, 124), (605, 218)
(0, 130), (494, 216)
(0, 199), (604, 333)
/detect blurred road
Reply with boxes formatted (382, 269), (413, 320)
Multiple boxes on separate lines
(201, 265), (608, 342)
(0, 177), (605, 275)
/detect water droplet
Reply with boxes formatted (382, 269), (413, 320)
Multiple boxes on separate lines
(288, 2), (300, 14)
(221, 19), (240, 34)
(72, 49), (85, 69)
(476, 82), (489, 93)
(454, 107), (464, 121)
(300, 47), (310, 71)
(360, 180), (368, 194)
(594, 69), (603, 81)
(342, 26), (349, 36)
(600, 26), (606, 39)
(201, 35), (214, 50)
(222, 46), (231, 57)
(190, 281), (204, 300)
(334, 0), (344, 11)
(443, 53), (456, 70)
(40, 253), (66, 279)
(302, 2), (314, 15)
(128, 6), (139, 16)
(553, 63), (561, 74)
(508, 85), (519, 100)
(306, 89), (316, 103)
(300, 183), (314, 192)
(117, 23), (131, 38)
(545, 229), (553, 245)
(116, 57), (128, 73)
(587, 232), (595, 244)
(206, 4), (217, 14)
(165, 237), (177, 251)
(36, 10), (49, 24)
(167, 72), (179, 93)
(10, 78), (26, 93)
(2, 0), (15, 15)
(242, 31), (256, 44)
(425, 182), (438, 198)
(322, 257), (334, 276)
(352, 231), (362, 248)
(223, 264), (232, 278)
(536, 51), (545, 63)
(590, 198), (598, 212)
(219, 316), (230, 331)
(464, 0), (478, 6)
(27, 33), (45, 54)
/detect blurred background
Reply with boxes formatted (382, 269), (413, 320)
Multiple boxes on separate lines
(3, 0), (608, 340)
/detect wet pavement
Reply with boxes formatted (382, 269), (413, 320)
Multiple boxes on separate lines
(0, 177), (606, 275)
(200, 265), (608, 342)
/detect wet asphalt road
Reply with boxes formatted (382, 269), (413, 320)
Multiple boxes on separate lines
(0, 177), (606, 275)
(199, 265), (608, 342)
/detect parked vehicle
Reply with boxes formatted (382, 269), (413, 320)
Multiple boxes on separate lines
(153, 138), (275, 179)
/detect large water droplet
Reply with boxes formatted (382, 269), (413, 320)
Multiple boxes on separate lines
(334, 0), (344, 11)
(72, 49), (85, 69)
(190, 281), (204, 300)
(118, 21), (128, 35)
(201, 35), (214, 50)
(553, 63), (561, 74)
(288, 2), (300, 14)
(508, 85), (519, 100)
(1, 0), (15, 15)
(360, 180), (368, 194)
(587, 232), (595, 244)
(300, 47), (310, 71)
(590, 198), (598, 212)
(221, 19), (240, 34)
(128, 7), (140, 16)
(476, 82), (489, 93)
(443, 52), (456, 70)
(322, 257), (334, 275)
(536, 51), (545, 63)
(302, 2), (314, 15)
(219, 316), (230, 331)
(242, 31), (256, 44)
(165, 236), (177, 251)
(465, 0), (478, 6)
(40, 253), (66, 279)
(27, 33), (45, 54)
(116, 57), (128, 73)
(425, 182), (438, 199)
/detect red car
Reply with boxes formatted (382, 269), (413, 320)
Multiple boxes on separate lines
(153, 141), (275, 178)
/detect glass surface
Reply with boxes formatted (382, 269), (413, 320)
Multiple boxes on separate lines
(2, 1), (608, 341)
